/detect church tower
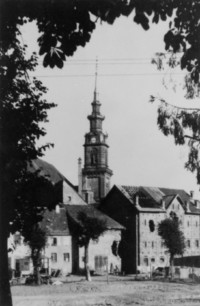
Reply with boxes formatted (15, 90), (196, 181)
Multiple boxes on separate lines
(79, 62), (113, 203)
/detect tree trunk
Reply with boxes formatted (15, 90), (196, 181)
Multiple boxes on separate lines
(84, 241), (91, 282)
(170, 254), (174, 280)
(32, 252), (41, 285)
(0, 203), (13, 306)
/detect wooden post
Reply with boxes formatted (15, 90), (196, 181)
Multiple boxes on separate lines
(106, 258), (109, 284)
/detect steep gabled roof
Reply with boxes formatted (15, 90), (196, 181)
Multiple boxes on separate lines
(160, 188), (190, 202)
(114, 185), (200, 214)
(163, 195), (177, 208)
(29, 159), (75, 189)
(66, 205), (124, 230)
(142, 187), (164, 203)
(116, 185), (164, 212)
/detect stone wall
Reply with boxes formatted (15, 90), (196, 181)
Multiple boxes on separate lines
(139, 212), (169, 269)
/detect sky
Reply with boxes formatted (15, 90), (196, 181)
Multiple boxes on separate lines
(21, 14), (200, 197)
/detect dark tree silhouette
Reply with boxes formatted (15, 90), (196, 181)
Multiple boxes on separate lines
(0, 40), (56, 305)
(0, 0), (199, 82)
(158, 215), (185, 278)
(25, 224), (47, 285)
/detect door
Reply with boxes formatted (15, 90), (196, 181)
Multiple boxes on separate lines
(94, 256), (108, 273)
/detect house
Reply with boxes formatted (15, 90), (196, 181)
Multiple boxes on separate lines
(100, 185), (200, 274)
(66, 204), (123, 274)
(8, 159), (123, 277)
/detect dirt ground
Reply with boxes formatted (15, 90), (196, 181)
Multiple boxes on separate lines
(11, 275), (200, 306)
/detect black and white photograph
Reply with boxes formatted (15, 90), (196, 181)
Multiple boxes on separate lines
(1, 1), (200, 305)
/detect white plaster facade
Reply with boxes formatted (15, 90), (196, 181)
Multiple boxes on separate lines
(79, 230), (121, 273)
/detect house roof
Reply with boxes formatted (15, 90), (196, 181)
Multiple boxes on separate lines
(160, 188), (190, 202)
(163, 195), (177, 208)
(66, 205), (124, 230)
(41, 208), (70, 236)
(115, 185), (200, 214)
(117, 185), (164, 212)
(29, 159), (75, 189)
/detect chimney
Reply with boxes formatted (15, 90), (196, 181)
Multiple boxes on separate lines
(186, 201), (190, 213)
(190, 190), (194, 199)
(55, 204), (60, 214)
(78, 158), (82, 196)
(195, 200), (200, 209)
(161, 199), (165, 210)
(135, 195), (139, 207)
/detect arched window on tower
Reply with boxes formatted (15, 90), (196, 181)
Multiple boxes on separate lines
(91, 148), (98, 165)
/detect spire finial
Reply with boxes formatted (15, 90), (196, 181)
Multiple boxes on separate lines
(94, 57), (98, 101)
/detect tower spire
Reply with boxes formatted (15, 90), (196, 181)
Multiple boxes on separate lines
(94, 57), (98, 101)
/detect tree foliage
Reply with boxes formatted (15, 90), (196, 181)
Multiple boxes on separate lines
(75, 211), (106, 281)
(76, 211), (107, 247)
(0, 0), (199, 83)
(1, 39), (56, 231)
(0, 37), (56, 305)
(158, 215), (185, 274)
(150, 96), (200, 184)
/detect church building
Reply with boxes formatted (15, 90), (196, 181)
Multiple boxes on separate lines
(78, 71), (113, 204)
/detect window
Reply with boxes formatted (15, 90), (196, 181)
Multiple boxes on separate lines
(152, 241), (154, 248)
(51, 253), (57, 262)
(160, 257), (165, 264)
(144, 241), (147, 248)
(196, 221), (198, 227)
(144, 220), (147, 226)
(143, 257), (148, 266)
(85, 193), (89, 203)
(187, 240), (190, 248)
(91, 148), (98, 165)
(195, 240), (199, 248)
(63, 253), (70, 262)
(149, 220), (155, 232)
(187, 221), (190, 227)
(151, 258), (155, 263)
(52, 237), (57, 246)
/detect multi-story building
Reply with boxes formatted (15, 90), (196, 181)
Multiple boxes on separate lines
(100, 185), (200, 274)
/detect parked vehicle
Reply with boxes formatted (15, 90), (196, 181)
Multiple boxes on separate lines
(152, 267), (169, 278)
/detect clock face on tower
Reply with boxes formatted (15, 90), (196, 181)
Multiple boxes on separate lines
(91, 137), (96, 143)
